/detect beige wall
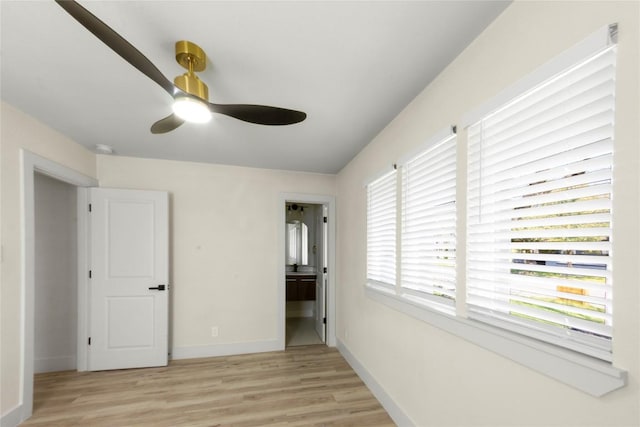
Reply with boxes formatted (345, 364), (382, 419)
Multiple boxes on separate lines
(336, 1), (639, 426)
(0, 102), (97, 415)
(97, 155), (336, 350)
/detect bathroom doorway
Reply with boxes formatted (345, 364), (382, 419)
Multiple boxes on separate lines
(279, 193), (335, 349)
(285, 202), (325, 346)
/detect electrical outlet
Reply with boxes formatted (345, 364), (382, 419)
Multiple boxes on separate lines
(211, 326), (219, 337)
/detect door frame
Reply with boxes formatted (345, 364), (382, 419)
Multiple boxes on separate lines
(278, 193), (336, 348)
(20, 150), (98, 421)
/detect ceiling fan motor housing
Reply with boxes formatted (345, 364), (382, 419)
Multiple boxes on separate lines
(174, 73), (209, 100)
(174, 40), (209, 100)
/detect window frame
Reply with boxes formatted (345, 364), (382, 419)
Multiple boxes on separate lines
(466, 45), (616, 362)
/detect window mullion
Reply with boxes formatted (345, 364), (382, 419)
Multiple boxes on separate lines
(456, 127), (468, 318)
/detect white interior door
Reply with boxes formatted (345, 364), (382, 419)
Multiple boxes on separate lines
(315, 205), (327, 342)
(88, 188), (169, 371)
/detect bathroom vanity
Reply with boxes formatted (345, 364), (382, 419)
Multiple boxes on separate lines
(285, 274), (316, 301)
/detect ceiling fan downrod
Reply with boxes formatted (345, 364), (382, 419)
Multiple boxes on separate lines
(173, 40), (209, 101)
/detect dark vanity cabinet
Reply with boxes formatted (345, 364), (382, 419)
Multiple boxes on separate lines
(286, 274), (316, 301)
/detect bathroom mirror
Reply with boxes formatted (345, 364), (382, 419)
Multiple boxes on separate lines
(287, 221), (308, 266)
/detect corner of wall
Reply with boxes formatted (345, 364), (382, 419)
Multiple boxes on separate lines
(336, 339), (415, 427)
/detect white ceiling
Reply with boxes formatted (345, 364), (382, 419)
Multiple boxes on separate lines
(1, 1), (509, 174)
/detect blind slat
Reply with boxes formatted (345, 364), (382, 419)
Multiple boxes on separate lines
(467, 270), (611, 295)
(467, 294), (611, 336)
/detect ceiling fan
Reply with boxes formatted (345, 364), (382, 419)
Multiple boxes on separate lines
(54, 0), (307, 134)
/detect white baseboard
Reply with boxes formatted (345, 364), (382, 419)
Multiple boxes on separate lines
(337, 339), (414, 427)
(34, 356), (76, 373)
(1, 404), (22, 427)
(171, 339), (281, 360)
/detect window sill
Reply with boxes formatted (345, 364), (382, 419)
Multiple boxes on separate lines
(365, 285), (627, 397)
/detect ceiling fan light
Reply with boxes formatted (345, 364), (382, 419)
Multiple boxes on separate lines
(172, 97), (211, 123)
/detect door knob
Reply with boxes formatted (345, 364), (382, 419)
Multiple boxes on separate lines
(148, 285), (166, 291)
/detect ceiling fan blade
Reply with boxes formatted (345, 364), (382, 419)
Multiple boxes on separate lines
(55, 0), (176, 96)
(150, 114), (185, 134)
(208, 103), (307, 126)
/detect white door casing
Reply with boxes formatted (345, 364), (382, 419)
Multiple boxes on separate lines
(315, 205), (327, 342)
(278, 192), (336, 349)
(88, 188), (169, 371)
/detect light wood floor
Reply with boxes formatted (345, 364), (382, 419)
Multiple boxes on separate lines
(22, 345), (394, 427)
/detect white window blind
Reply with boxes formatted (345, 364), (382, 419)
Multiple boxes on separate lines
(367, 169), (397, 288)
(401, 134), (456, 310)
(467, 45), (616, 361)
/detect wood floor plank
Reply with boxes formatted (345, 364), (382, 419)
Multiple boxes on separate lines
(22, 345), (395, 427)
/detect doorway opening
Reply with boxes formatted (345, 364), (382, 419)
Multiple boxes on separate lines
(279, 193), (336, 350)
(33, 173), (78, 374)
(21, 150), (98, 422)
(285, 202), (326, 347)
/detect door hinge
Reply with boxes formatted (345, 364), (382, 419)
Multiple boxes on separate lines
(89, 270), (92, 279)
(323, 267), (327, 274)
(323, 216), (327, 223)
(88, 203), (92, 212)
(323, 317), (326, 324)
(88, 337), (91, 345)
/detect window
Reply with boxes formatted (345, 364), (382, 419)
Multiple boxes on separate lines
(366, 169), (397, 289)
(364, 25), (625, 394)
(401, 134), (457, 311)
(466, 45), (616, 361)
